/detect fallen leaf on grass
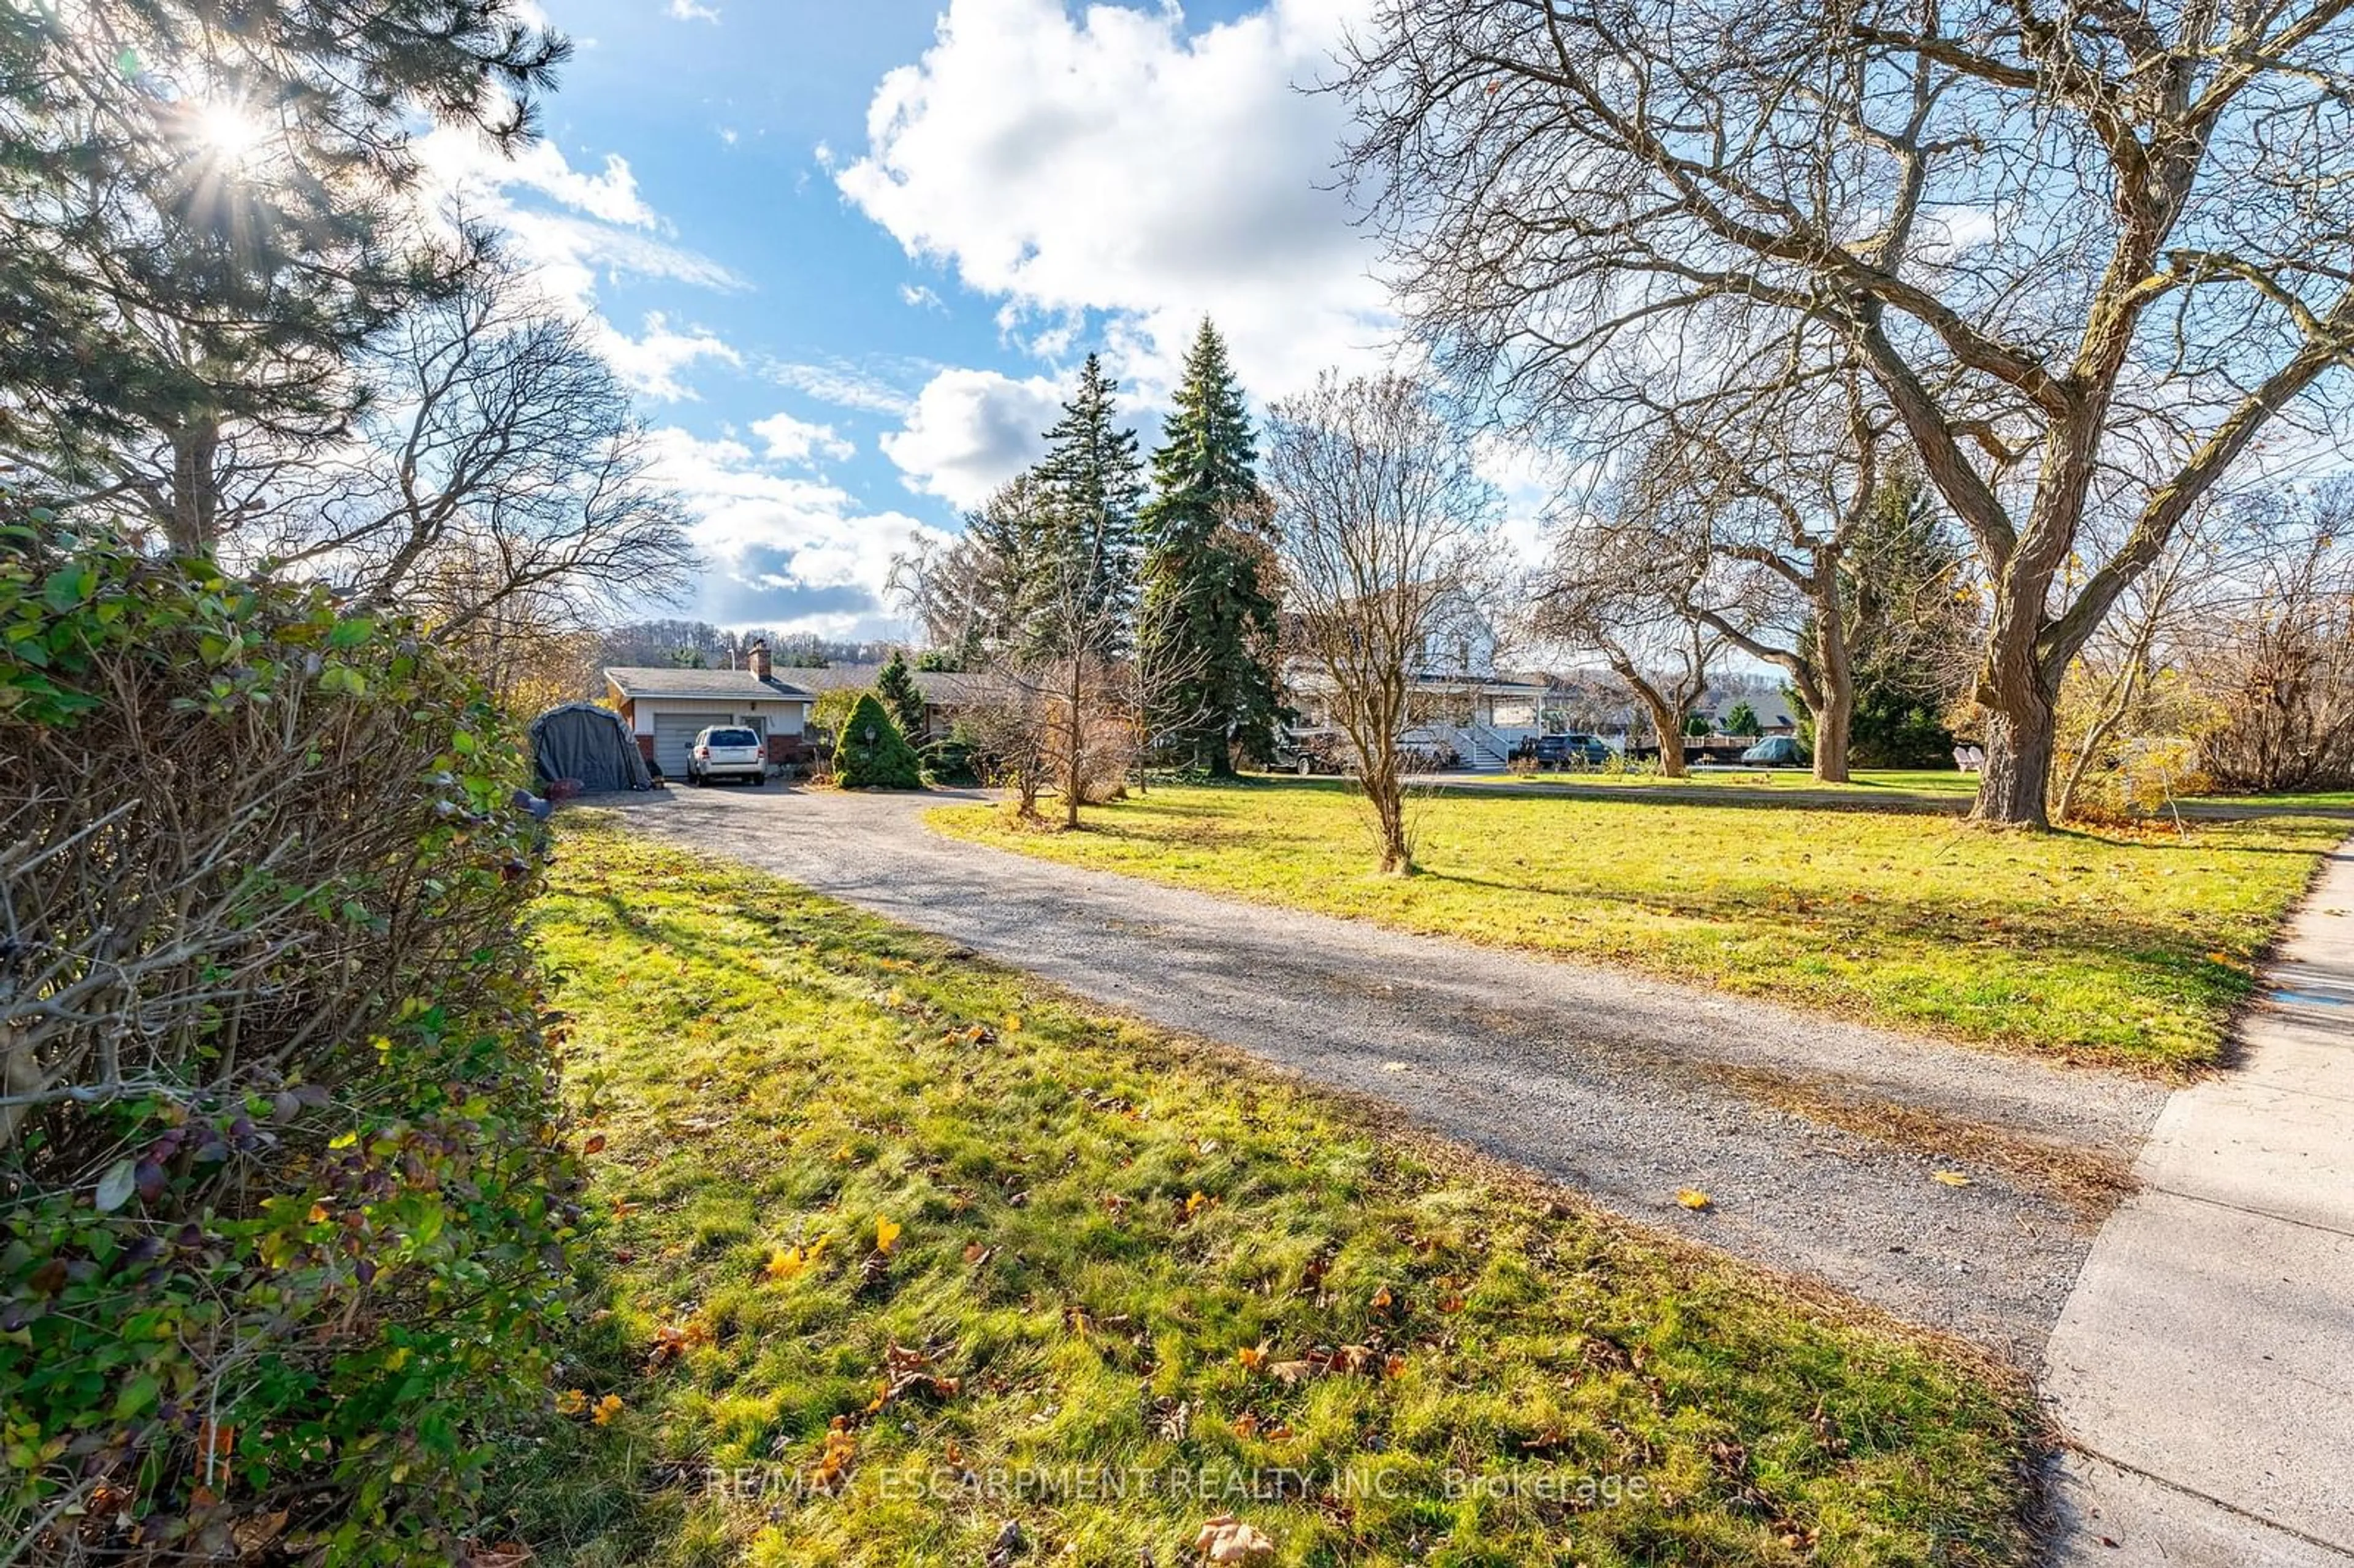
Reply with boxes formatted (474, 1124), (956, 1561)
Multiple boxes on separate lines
(590, 1394), (623, 1426)
(1236, 1344), (1267, 1371)
(555, 1388), (587, 1415)
(647, 1319), (713, 1369)
(1677, 1189), (1713, 1211)
(766, 1238), (829, 1280)
(1195, 1514), (1275, 1563)
(875, 1216), (902, 1255)
(812, 1417), (856, 1491)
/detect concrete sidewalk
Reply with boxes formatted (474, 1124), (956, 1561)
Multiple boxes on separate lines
(2043, 846), (2354, 1565)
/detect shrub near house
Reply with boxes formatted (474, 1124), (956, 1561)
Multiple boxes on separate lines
(832, 693), (923, 790)
(0, 527), (584, 1563)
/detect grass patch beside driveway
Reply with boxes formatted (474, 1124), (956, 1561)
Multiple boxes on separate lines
(505, 814), (2042, 1567)
(929, 781), (2345, 1071)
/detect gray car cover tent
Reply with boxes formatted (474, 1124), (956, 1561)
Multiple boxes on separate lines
(529, 702), (653, 793)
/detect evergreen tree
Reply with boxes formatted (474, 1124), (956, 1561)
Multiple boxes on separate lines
(875, 649), (928, 740)
(1790, 472), (1977, 767)
(1138, 321), (1284, 774)
(0, 2), (568, 554)
(833, 694), (923, 789)
(1030, 353), (1144, 658)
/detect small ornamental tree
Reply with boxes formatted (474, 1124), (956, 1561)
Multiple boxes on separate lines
(875, 649), (928, 740)
(1724, 701), (1762, 737)
(834, 693), (924, 789)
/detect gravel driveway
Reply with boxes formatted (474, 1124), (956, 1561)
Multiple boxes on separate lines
(595, 783), (2169, 1364)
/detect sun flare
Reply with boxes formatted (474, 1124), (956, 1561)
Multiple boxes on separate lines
(192, 99), (269, 169)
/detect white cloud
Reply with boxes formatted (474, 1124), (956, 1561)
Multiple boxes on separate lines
(838, 0), (1392, 401)
(750, 410), (855, 465)
(603, 313), (742, 402)
(647, 427), (947, 636)
(410, 116), (748, 409)
(417, 124), (659, 230)
(667, 0), (720, 20)
(878, 367), (1065, 510)
(761, 357), (920, 418)
(899, 283), (945, 311)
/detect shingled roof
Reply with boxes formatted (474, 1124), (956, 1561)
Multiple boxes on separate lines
(603, 667), (817, 701)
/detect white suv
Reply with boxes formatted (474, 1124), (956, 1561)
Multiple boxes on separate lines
(685, 726), (767, 786)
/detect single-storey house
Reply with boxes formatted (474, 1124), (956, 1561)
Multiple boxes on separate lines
(1690, 688), (1800, 737)
(772, 664), (992, 740)
(604, 640), (817, 777)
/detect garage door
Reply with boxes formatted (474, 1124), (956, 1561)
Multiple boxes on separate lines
(652, 714), (706, 777)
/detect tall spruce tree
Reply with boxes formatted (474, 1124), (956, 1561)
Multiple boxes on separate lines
(1140, 319), (1282, 774)
(875, 649), (928, 740)
(1030, 353), (1144, 658)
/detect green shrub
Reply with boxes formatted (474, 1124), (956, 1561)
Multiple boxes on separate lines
(918, 731), (981, 788)
(831, 693), (922, 790)
(0, 517), (585, 1564)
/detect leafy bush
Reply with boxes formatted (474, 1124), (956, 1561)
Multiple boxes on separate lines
(809, 685), (867, 748)
(831, 695), (922, 790)
(0, 519), (585, 1564)
(917, 732), (981, 788)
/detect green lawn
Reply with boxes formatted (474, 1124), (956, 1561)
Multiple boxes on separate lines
(1500, 767), (1978, 798)
(932, 780), (2346, 1071)
(502, 815), (2042, 1567)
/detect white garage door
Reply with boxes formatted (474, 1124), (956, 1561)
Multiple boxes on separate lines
(652, 714), (706, 776)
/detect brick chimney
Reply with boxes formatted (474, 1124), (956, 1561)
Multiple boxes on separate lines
(747, 638), (772, 682)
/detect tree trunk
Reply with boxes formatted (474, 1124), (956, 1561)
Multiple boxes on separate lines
(1638, 690), (1688, 778)
(1811, 684), (1854, 784)
(166, 416), (223, 557)
(1810, 587), (1854, 783)
(1974, 693), (2056, 827)
(1970, 603), (2063, 825)
(1369, 766), (1412, 873)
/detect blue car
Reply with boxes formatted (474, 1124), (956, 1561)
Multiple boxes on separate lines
(1740, 736), (1806, 766)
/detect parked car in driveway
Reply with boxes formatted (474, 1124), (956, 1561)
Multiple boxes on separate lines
(1515, 732), (1613, 769)
(1740, 736), (1807, 767)
(686, 725), (768, 786)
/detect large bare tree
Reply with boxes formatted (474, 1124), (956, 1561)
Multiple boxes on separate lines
(1266, 371), (1501, 872)
(1652, 366), (1922, 780)
(257, 260), (698, 646)
(1340, 0), (2354, 824)
(1536, 492), (1721, 778)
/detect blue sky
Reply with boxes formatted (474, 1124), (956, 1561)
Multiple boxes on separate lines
(425, 0), (1403, 637)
